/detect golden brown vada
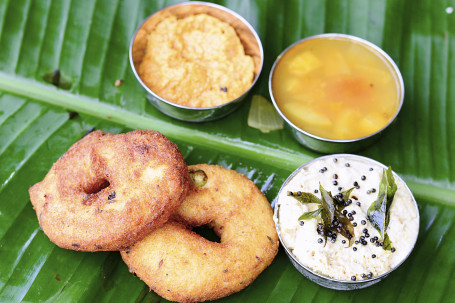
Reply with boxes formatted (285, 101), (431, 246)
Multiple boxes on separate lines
(121, 164), (279, 303)
(29, 130), (189, 251)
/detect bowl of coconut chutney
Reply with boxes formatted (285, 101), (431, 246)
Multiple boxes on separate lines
(273, 154), (419, 290)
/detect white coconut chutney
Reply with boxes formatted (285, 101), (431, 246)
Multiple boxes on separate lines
(274, 155), (419, 281)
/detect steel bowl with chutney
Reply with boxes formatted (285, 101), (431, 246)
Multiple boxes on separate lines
(273, 154), (419, 290)
(130, 1), (263, 122)
(269, 34), (404, 153)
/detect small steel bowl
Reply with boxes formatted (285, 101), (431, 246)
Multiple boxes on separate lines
(130, 1), (263, 122)
(269, 34), (404, 153)
(273, 154), (419, 290)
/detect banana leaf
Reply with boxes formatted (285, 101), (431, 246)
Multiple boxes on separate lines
(0, 0), (454, 302)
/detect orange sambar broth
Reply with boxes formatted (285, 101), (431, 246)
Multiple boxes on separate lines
(272, 38), (399, 140)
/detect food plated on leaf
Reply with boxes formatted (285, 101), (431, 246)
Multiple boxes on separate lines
(27, 4), (417, 300)
(274, 154), (419, 290)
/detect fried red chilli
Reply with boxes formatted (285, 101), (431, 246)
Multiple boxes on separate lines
(121, 164), (279, 303)
(28, 130), (190, 251)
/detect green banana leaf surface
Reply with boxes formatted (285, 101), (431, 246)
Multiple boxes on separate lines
(1, 0), (455, 302)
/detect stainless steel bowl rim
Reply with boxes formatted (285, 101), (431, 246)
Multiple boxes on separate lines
(274, 154), (420, 287)
(268, 33), (405, 143)
(129, 1), (264, 111)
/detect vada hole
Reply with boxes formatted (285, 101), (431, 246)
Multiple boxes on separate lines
(192, 226), (221, 243)
(84, 179), (110, 195)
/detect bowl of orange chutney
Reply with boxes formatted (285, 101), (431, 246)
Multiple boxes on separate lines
(269, 34), (404, 153)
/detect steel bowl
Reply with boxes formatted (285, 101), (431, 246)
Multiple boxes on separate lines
(269, 34), (404, 153)
(130, 1), (263, 122)
(273, 154), (419, 290)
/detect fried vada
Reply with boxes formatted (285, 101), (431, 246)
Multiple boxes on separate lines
(29, 130), (189, 251)
(121, 164), (279, 303)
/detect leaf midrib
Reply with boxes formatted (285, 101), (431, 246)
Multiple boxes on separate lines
(0, 71), (454, 207)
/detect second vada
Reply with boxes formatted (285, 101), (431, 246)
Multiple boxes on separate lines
(121, 164), (279, 302)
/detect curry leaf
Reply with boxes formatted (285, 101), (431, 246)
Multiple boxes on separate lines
(367, 167), (398, 250)
(383, 233), (393, 250)
(287, 191), (321, 204)
(289, 184), (355, 242)
(298, 207), (323, 221)
(319, 184), (335, 225)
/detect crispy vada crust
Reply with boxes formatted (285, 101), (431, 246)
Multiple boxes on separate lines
(29, 130), (190, 251)
(121, 164), (279, 303)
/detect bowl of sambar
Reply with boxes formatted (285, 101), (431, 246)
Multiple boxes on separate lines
(269, 34), (404, 153)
